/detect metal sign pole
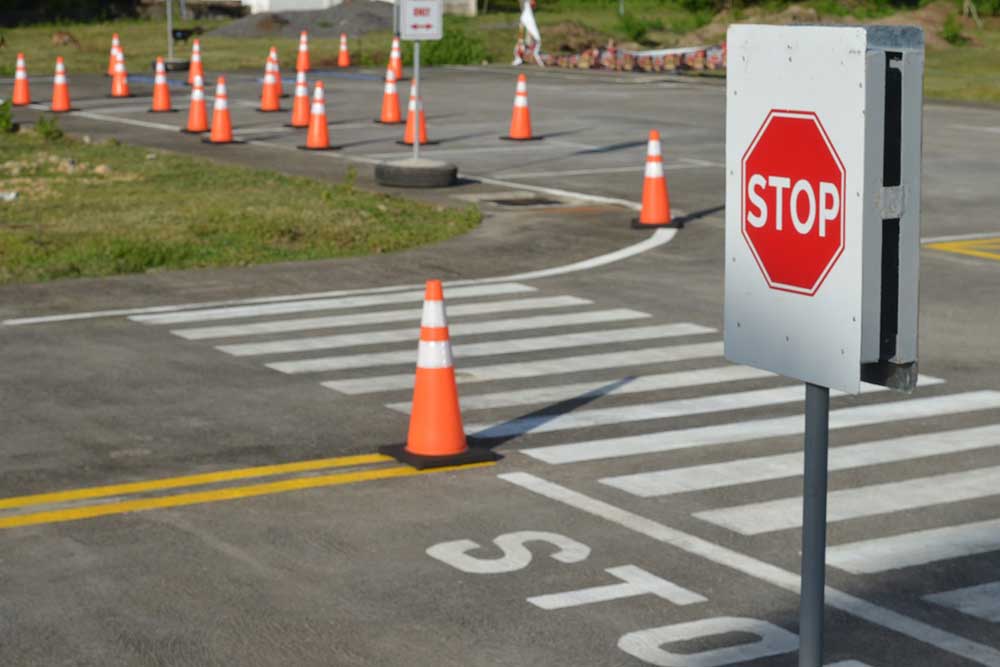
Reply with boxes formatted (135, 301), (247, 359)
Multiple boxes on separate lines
(166, 0), (175, 60)
(799, 382), (830, 667)
(412, 41), (421, 161)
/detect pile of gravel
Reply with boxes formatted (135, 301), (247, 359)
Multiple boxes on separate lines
(210, 2), (394, 39)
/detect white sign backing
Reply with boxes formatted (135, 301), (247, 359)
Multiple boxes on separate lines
(400, 0), (443, 41)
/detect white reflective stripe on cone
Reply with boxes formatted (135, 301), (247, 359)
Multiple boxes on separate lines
(310, 102), (324, 115)
(155, 74), (166, 84)
(418, 341), (453, 369)
(215, 98), (228, 110)
(514, 96), (528, 108)
(645, 161), (665, 178)
(647, 140), (662, 157)
(421, 300), (447, 327)
(15, 70), (26, 79)
(192, 88), (204, 100)
(54, 74), (66, 84)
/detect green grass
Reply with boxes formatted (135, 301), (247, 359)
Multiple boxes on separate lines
(925, 23), (1000, 103)
(0, 129), (479, 285)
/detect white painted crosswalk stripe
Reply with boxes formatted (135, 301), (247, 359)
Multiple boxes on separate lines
(696, 464), (1000, 535)
(216, 308), (651, 356)
(600, 422), (999, 498)
(465, 381), (900, 439)
(388, 365), (776, 413)
(172, 296), (589, 340)
(828, 518), (1000, 574)
(925, 582), (1000, 622)
(322, 341), (725, 394)
(132, 282), (535, 325)
(267, 323), (715, 374)
(522, 390), (1000, 464)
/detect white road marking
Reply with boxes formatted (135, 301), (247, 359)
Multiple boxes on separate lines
(925, 582), (1000, 622)
(950, 124), (1000, 135)
(322, 341), (724, 394)
(131, 283), (534, 325)
(493, 160), (721, 180)
(388, 365), (775, 413)
(69, 110), (179, 132)
(217, 308), (649, 356)
(465, 381), (900, 439)
(526, 565), (706, 610)
(499, 473), (1000, 666)
(267, 323), (714, 374)
(173, 296), (588, 340)
(828, 519), (1000, 575)
(618, 617), (798, 666)
(523, 390), (1000, 464)
(601, 422), (1000, 498)
(696, 464), (1000, 535)
(473, 175), (646, 211)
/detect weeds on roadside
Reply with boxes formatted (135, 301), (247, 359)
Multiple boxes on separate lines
(942, 13), (968, 45)
(35, 114), (64, 141)
(0, 101), (15, 134)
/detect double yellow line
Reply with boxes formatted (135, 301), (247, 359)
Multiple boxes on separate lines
(0, 453), (493, 530)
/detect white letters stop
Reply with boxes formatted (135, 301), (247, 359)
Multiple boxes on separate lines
(746, 174), (840, 237)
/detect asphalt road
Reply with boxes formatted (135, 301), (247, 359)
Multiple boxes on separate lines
(2, 65), (1000, 666)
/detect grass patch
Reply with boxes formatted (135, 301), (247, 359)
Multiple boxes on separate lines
(925, 21), (1000, 103)
(0, 130), (479, 285)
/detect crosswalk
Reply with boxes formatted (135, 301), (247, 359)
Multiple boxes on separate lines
(131, 280), (1000, 636)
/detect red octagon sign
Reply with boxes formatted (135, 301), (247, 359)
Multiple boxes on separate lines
(741, 110), (846, 296)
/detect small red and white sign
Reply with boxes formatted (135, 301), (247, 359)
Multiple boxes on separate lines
(400, 0), (443, 41)
(741, 110), (846, 296)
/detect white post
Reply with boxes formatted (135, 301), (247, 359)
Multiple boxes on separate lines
(166, 0), (175, 61)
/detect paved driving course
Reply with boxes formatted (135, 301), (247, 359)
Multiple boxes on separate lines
(2, 65), (1000, 666)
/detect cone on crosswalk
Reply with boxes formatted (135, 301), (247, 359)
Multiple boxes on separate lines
(296, 30), (311, 72)
(182, 74), (208, 133)
(50, 57), (72, 112)
(259, 51), (280, 111)
(388, 36), (403, 80)
(401, 81), (429, 146)
(187, 39), (204, 85)
(379, 280), (498, 469)
(107, 33), (120, 77)
(375, 67), (401, 125)
(501, 73), (540, 141)
(12, 53), (31, 106)
(302, 81), (333, 150)
(632, 130), (677, 229)
(208, 76), (234, 144)
(337, 33), (351, 67)
(110, 48), (130, 98)
(150, 57), (175, 112)
(289, 70), (310, 127)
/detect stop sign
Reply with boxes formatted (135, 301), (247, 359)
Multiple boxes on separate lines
(741, 110), (846, 296)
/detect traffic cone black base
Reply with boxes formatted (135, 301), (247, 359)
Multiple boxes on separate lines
(499, 135), (544, 142)
(378, 442), (499, 470)
(630, 218), (683, 230)
(296, 145), (340, 151)
(201, 138), (246, 145)
(395, 140), (440, 147)
(180, 128), (207, 134)
(374, 119), (403, 125)
(147, 108), (179, 113)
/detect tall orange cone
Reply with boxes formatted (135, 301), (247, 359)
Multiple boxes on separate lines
(269, 46), (285, 97)
(150, 57), (174, 112)
(208, 76), (234, 144)
(12, 53), (31, 106)
(296, 30), (311, 72)
(259, 52), (280, 112)
(187, 39), (204, 85)
(375, 66), (401, 124)
(110, 48), (130, 98)
(388, 36), (403, 80)
(303, 81), (332, 150)
(379, 280), (497, 469)
(401, 81), (428, 145)
(632, 130), (677, 228)
(502, 73), (540, 141)
(337, 33), (351, 68)
(107, 33), (120, 77)
(50, 57), (72, 112)
(182, 74), (208, 133)
(289, 70), (310, 127)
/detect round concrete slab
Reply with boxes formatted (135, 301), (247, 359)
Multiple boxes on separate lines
(374, 158), (457, 188)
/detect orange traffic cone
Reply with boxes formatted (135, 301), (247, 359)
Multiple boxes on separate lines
(259, 52), (280, 112)
(379, 280), (497, 469)
(337, 33), (351, 68)
(302, 81), (333, 150)
(269, 46), (285, 97)
(110, 49), (130, 98)
(182, 74), (208, 133)
(208, 76), (234, 144)
(389, 36), (403, 80)
(401, 81), (428, 145)
(632, 130), (676, 228)
(12, 53), (31, 106)
(150, 57), (174, 112)
(187, 39), (204, 85)
(375, 67), (401, 124)
(296, 30), (310, 72)
(502, 73), (540, 141)
(289, 70), (310, 127)
(107, 33), (120, 77)
(50, 57), (71, 112)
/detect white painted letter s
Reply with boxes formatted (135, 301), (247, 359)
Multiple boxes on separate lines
(426, 531), (591, 574)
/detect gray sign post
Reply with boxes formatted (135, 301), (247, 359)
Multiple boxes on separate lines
(799, 383), (829, 666)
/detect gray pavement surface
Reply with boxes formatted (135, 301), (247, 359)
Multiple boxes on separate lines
(2, 66), (1000, 666)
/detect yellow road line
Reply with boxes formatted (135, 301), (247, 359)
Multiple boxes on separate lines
(0, 461), (495, 530)
(0, 453), (392, 511)
(927, 238), (1000, 262)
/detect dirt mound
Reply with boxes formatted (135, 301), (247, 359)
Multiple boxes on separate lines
(545, 21), (608, 54)
(210, 1), (393, 39)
